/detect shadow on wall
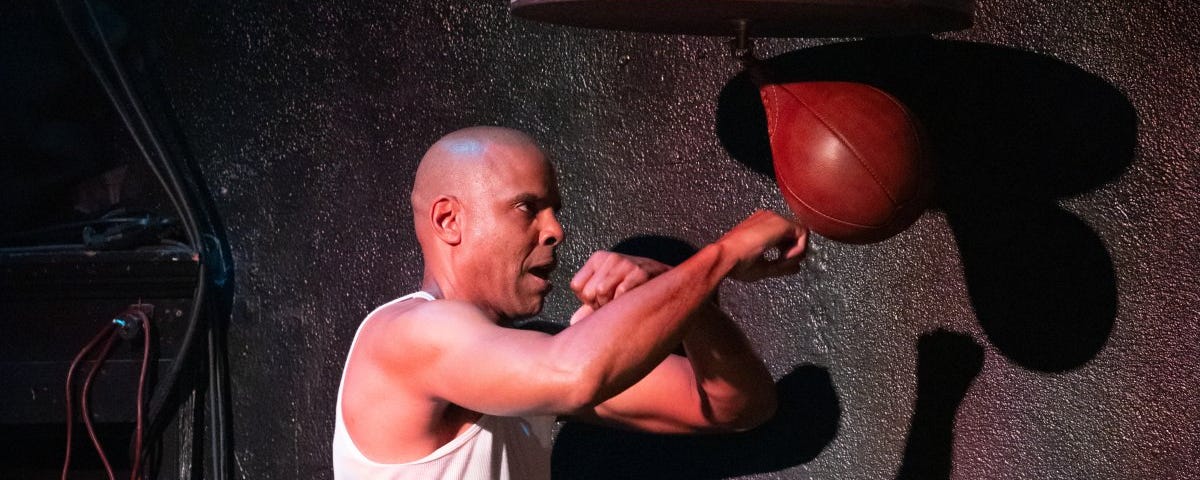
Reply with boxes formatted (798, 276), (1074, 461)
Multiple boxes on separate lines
(553, 364), (840, 479)
(549, 235), (840, 479)
(897, 330), (984, 479)
(717, 37), (1136, 373)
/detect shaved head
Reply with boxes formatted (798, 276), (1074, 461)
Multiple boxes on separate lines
(410, 126), (563, 320)
(411, 126), (545, 217)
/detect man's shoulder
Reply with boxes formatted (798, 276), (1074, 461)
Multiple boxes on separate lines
(366, 297), (493, 345)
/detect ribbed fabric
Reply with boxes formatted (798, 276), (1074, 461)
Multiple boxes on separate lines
(333, 291), (553, 479)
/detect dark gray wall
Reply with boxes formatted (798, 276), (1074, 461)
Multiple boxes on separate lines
(149, 0), (1198, 478)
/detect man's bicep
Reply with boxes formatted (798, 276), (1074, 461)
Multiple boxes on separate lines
(400, 302), (585, 417)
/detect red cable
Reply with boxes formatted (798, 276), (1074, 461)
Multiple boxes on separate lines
(130, 309), (150, 480)
(82, 330), (120, 480)
(62, 323), (117, 480)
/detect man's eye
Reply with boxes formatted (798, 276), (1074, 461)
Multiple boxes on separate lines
(516, 202), (533, 213)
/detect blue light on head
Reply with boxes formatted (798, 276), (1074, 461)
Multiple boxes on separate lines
(446, 140), (485, 155)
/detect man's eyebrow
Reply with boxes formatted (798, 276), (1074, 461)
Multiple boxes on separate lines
(511, 193), (539, 204)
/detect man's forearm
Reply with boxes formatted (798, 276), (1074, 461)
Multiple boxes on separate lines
(551, 243), (738, 407)
(682, 301), (777, 429)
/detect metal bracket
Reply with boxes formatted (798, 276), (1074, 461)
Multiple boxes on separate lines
(729, 19), (756, 64)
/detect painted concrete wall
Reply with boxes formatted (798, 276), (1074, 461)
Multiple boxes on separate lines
(148, 0), (1198, 477)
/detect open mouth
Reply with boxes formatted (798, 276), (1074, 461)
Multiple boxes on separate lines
(528, 262), (556, 281)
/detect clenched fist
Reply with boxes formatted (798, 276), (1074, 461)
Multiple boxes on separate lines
(569, 251), (669, 323)
(716, 210), (809, 282)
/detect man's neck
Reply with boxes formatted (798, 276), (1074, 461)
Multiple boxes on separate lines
(419, 274), (444, 300)
(419, 272), (507, 323)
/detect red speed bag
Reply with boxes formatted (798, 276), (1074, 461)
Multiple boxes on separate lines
(759, 81), (932, 244)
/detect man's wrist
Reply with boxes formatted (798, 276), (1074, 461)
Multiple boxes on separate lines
(698, 242), (739, 282)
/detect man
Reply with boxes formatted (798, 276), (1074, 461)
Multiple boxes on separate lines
(333, 126), (808, 479)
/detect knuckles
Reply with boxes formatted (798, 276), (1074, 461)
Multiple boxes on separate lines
(570, 251), (667, 305)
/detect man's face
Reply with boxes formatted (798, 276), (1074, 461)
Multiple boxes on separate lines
(458, 146), (563, 320)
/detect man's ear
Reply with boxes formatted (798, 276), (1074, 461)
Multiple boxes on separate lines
(430, 195), (462, 245)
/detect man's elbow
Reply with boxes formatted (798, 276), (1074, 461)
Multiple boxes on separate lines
(547, 359), (610, 414)
(559, 383), (603, 414)
(708, 386), (778, 432)
(736, 390), (779, 430)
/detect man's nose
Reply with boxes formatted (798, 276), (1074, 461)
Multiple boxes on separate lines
(540, 211), (563, 247)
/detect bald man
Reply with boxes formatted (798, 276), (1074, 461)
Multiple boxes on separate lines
(332, 126), (808, 479)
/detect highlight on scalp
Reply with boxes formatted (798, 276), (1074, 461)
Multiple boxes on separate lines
(409, 127), (552, 255)
(410, 126), (543, 212)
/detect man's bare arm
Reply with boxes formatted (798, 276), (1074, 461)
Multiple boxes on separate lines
(680, 302), (778, 429)
(386, 210), (805, 419)
(569, 262), (781, 433)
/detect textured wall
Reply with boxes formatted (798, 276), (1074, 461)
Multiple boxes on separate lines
(147, 0), (1198, 478)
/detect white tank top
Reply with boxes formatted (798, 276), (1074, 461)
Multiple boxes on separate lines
(333, 291), (554, 479)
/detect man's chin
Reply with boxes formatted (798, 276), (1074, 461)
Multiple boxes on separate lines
(526, 294), (549, 316)
(482, 281), (550, 323)
(517, 289), (550, 318)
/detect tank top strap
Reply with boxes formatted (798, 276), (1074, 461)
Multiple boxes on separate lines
(406, 290), (435, 301)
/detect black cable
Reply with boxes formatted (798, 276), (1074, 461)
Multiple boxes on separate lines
(70, 0), (215, 435)
(207, 317), (227, 477)
(52, 0), (194, 248)
(141, 266), (207, 461)
(52, 2), (229, 478)
(82, 0), (202, 246)
(89, 1), (233, 469)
